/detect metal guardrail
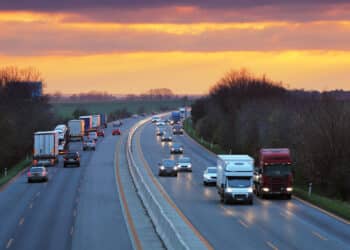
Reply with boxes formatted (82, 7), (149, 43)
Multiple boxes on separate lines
(126, 118), (191, 250)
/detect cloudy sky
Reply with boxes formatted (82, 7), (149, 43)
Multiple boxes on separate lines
(1, 0), (350, 94)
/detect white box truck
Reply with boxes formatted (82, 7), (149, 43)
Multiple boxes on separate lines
(91, 114), (101, 129)
(217, 155), (254, 205)
(68, 119), (85, 141)
(33, 131), (59, 166)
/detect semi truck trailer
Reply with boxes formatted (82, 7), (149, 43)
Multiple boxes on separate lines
(33, 131), (59, 166)
(68, 119), (85, 141)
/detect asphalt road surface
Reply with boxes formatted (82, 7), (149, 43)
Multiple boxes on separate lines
(138, 121), (350, 250)
(0, 120), (134, 250)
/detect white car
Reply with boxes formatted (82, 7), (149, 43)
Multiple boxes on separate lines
(83, 139), (96, 151)
(156, 121), (166, 127)
(203, 167), (217, 185)
(88, 131), (98, 142)
(151, 116), (161, 123)
(176, 157), (192, 172)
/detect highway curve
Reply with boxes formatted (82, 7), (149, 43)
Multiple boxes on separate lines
(137, 121), (350, 250)
(0, 120), (135, 250)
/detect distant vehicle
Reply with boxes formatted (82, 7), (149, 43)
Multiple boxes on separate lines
(156, 121), (166, 127)
(203, 167), (217, 185)
(217, 155), (254, 205)
(151, 116), (161, 123)
(100, 113), (108, 128)
(132, 114), (139, 118)
(158, 159), (178, 177)
(172, 124), (184, 135)
(79, 115), (93, 133)
(170, 142), (184, 154)
(27, 166), (48, 183)
(156, 127), (165, 136)
(97, 129), (105, 137)
(91, 115), (101, 129)
(63, 152), (80, 167)
(88, 131), (98, 142)
(83, 139), (96, 151)
(68, 119), (85, 141)
(161, 133), (173, 142)
(179, 107), (186, 118)
(113, 120), (122, 127)
(54, 124), (68, 142)
(171, 111), (181, 124)
(58, 140), (67, 154)
(176, 157), (192, 172)
(253, 148), (293, 199)
(112, 128), (121, 136)
(33, 131), (59, 166)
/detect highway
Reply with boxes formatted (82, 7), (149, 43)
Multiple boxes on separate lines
(137, 121), (350, 250)
(0, 120), (134, 250)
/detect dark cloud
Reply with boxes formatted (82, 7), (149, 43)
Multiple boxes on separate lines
(0, 0), (348, 11)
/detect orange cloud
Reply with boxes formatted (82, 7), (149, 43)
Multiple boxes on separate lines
(1, 51), (350, 94)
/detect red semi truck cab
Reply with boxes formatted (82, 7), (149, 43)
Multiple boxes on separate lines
(253, 148), (293, 199)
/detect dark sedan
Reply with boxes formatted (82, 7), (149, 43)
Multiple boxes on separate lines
(170, 142), (184, 154)
(27, 166), (48, 183)
(64, 152), (80, 167)
(158, 159), (178, 177)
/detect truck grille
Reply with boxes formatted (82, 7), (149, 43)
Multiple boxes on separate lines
(235, 194), (246, 200)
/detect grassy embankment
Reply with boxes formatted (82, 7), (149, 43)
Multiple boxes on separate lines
(52, 99), (188, 119)
(183, 119), (350, 222)
(0, 159), (31, 188)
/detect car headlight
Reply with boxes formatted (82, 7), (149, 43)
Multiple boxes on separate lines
(262, 187), (270, 192)
(286, 187), (293, 192)
(247, 187), (253, 193)
(188, 164), (192, 168)
(171, 148), (174, 151)
(225, 187), (234, 193)
(160, 166), (165, 170)
(179, 147), (183, 151)
(173, 167), (178, 170)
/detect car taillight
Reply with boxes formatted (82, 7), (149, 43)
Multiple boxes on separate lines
(42, 171), (46, 176)
(33, 160), (38, 165)
(27, 172), (31, 177)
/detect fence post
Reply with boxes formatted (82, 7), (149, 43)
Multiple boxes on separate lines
(308, 182), (312, 196)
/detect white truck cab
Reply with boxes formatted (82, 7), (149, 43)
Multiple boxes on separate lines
(217, 155), (254, 205)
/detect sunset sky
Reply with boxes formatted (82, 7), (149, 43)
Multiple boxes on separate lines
(1, 1), (350, 94)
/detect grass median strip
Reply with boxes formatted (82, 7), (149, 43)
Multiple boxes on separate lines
(0, 159), (31, 189)
(183, 119), (350, 223)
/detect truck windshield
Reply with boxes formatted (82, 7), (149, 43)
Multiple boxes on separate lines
(227, 177), (251, 188)
(264, 164), (292, 176)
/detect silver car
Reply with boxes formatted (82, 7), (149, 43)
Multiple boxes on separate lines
(203, 167), (217, 185)
(83, 139), (96, 151)
(27, 166), (48, 183)
(176, 157), (192, 172)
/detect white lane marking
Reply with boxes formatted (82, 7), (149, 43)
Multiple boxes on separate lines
(70, 226), (74, 236)
(312, 231), (328, 241)
(238, 219), (249, 228)
(19, 217), (24, 226)
(266, 241), (278, 250)
(73, 209), (77, 217)
(29, 203), (33, 209)
(6, 238), (14, 249)
(36, 191), (40, 197)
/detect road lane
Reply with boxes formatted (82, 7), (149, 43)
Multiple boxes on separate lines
(138, 121), (350, 250)
(0, 119), (134, 250)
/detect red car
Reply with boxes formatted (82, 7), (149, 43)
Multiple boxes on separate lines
(112, 128), (121, 136)
(97, 129), (105, 137)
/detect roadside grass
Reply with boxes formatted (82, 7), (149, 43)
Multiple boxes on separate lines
(183, 118), (350, 222)
(0, 159), (31, 188)
(52, 100), (189, 119)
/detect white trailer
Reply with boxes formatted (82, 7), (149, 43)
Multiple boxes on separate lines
(91, 114), (101, 129)
(33, 131), (59, 166)
(217, 155), (254, 205)
(68, 119), (85, 141)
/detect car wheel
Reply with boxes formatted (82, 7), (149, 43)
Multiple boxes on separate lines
(28, 179), (31, 183)
(203, 181), (207, 186)
(45, 177), (48, 182)
(286, 194), (292, 200)
(77, 163), (80, 167)
(93, 148), (96, 151)
(63, 164), (66, 168)
(248, 200), (253, 205)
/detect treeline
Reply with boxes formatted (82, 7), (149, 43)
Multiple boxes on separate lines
(49, 88), (194, 103)
(0, 67), (55, 173)
(191, 69), (350, 200)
